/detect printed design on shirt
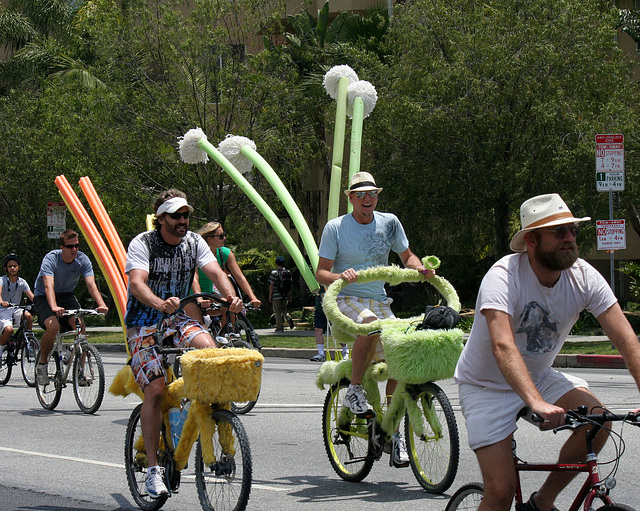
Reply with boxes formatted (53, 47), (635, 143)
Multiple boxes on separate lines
(515, 301), (559, 353)
(358, 221), (396, 266)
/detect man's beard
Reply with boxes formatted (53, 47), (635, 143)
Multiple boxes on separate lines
(165, 222), (188, 238)
(534, 242), (579, 271)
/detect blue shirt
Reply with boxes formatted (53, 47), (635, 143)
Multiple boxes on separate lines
(33, 250), (94, 296)
(318, 211), (409, 300)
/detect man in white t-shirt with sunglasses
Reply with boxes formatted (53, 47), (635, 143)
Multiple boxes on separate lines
(455, 193), (640, 511)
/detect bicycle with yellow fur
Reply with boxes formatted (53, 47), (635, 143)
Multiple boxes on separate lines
(111, 293), (263, 511)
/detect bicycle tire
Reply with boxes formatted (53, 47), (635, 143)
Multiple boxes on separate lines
(72, 343), (105, 414)
(233, 316), (260, 350)
(596, 505), (637, 511)
(124, 402), (169, 511)
(445, 482), (484, 511)
(172, 354), (183, 378)
(322, 379), (374, 482)
(35, 348), (62, 410)
(405, 382), (460, 493)
(195, 408), (252, 511)
(0, 344), (13, 385)
(20, 333), (40, 387)
(230, 339), (259, 415)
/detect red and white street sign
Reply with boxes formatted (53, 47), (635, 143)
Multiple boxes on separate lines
(596, 134), (624, 191)
(47, 201), (67, 239)
(596, 219), (626, 251)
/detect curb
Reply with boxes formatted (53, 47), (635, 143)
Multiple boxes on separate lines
(91, 344), (627, 369)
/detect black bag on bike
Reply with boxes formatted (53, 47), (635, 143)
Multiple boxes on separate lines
(417, 305), (460, 330)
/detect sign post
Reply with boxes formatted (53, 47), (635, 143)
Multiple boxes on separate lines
(47, 201), (67, 240)
(595, 134), (624, 295)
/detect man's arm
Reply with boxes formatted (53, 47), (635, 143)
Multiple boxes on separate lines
(43, 275), (63, 316)
(128, 268), (180, 314)
(598, 303), (640, 396)
(484, 308), (566, 427)
(316, 257), (358, 286)
(398, 248), (435, 278)
(84, 275), (109, 313)
(201, 261), (242, 313)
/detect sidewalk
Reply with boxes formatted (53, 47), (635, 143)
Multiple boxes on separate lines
(87, 327), (626, 369)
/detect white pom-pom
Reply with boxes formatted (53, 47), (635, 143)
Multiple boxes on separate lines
(178, 128), (209, 164)
(323, 65), (359, 100)
(346, 80), (378, 119)
(217, 135), (256, 175)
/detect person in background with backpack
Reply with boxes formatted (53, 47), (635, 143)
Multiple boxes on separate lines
(269, 256), (294, 332)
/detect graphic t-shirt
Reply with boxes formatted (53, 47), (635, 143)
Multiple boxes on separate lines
(454, 253), (616, 389)
(318, 212), (409, 301)
(33, 250), (94, 296)
(125, 230), (215, 327)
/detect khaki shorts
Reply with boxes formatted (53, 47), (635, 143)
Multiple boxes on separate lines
(458, 369), (588, 451)
(336, 295), (395, 361)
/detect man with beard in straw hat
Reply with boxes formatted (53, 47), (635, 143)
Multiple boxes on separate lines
(454, 193), (640, 511)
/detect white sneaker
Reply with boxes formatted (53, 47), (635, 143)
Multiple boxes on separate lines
(391, 431), (410, 468)
(36, 363), (49, 386)
(343, 384), (373, 415)
(145, 466), (169, 499)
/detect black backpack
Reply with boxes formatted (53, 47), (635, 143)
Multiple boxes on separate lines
(416, 305), (460, 330)
(276, 268), (292, 295)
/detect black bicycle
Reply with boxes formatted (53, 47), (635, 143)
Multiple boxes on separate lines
(0, 304), (40, 387)
(174, 297), (262, 414)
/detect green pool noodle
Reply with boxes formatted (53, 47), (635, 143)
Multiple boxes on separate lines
(196, 138), (320, 293)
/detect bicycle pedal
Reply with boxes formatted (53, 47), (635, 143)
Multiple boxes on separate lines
(356, 409), (375, 419)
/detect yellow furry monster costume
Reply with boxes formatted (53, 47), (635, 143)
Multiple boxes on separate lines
(110, 347), (263, 470)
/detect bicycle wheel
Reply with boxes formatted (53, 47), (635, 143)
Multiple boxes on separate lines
(322, 379), (374, 482)
(233, 316), (261, 350)
(35, 348), (62, 410)
(405, 382), (459, 493)
(445, 482), (484, 511)
(73, 343), (105, 414)
(596, 505), (637, 511)
(124, 403), (169, 511)
(0, 344), (13, 385)
(173, 354), (182, 378)
(20, 333), (40, 387)
(229, 339), (259, 415)
(195, 408), (252, 511)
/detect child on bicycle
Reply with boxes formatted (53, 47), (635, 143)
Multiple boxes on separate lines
(0, 253), (34, 363)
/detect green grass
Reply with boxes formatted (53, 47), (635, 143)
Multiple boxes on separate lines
(83, 331), (621, 354)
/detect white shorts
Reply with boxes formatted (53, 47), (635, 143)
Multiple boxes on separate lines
(458, 369), (588, 451)
(336, 296), (395, 360)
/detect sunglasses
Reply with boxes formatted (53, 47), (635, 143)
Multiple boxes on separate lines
(167, 211), (190, 220)
(353, 190), (379, 199)
(64, 244), (80, 249)
(212, 232), (226, 239)
(539, 224), (580, 239)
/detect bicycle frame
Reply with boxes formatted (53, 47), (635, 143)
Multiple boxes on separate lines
(512, 418), (613, 511)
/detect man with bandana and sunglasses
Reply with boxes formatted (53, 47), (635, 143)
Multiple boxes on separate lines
(124, 188), (242, 499)
(454, 193), (640, 511)
(33, 229), (109, 386)
(316, 172), (436, 468)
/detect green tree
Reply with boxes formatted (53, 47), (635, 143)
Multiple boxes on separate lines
(365, 0), (639, 297)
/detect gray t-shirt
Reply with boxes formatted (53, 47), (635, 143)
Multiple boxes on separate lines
(318, 211), (409, 301)
(33, 250), (94, 296)
(454, 253), (616, 389)
(1, 275), (31, 304)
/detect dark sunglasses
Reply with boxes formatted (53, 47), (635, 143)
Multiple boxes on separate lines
(64, 244), (80, 249)
(354, 190), (379, 199)
(212, 232), (226, 239)
(167, 211), (190, 220)
(540, 224), (580, 239)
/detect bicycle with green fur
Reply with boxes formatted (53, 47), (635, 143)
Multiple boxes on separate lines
(317, 256), (464, 493)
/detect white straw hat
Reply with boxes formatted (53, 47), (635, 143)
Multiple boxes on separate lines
(510, 193), (590, 252)
(344, 172), (383, 198)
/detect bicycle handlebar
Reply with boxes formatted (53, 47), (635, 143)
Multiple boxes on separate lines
(322, 257), (461, 337)
(5, 303), (33, 311)
(61, 309), (105, 318)
(521, 406), (640, 432)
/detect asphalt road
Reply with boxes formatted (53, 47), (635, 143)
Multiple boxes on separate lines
(0, 353), (639, 511)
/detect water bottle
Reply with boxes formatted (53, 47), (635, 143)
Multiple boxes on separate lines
(169, 407), (183, 448)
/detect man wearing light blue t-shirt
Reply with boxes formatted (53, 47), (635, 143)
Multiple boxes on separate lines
(316, 172), (435, 468)
(33, 229), (108, 385)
